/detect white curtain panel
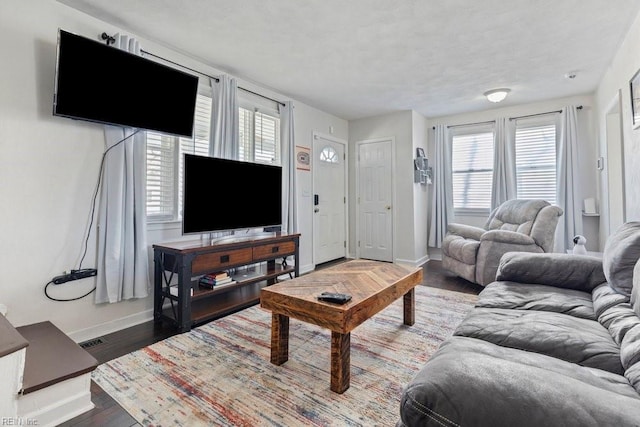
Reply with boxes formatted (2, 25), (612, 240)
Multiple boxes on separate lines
(428, 124), (453, 248)
(555, 105), (583, 252)
(491, 117), (516, 210)
(280, 101), (297, 234)
(210, 75), (239, 159)
(96, 34), (149, 304)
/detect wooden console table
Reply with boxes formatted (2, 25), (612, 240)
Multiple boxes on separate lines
(153, 233), (300, 332)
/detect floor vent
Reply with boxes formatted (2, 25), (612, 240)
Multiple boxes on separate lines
(79, 337), (105, 349)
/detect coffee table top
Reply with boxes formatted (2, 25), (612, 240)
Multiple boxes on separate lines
(260, 259), (422, 333)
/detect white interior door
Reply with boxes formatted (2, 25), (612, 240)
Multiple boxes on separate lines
(357, 139), (393, 262)
(313, 134), (347, 265)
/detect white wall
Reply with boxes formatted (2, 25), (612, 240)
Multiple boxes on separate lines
(291, 102), (349, 273)
(348, 110), (429, 265)
(427, 94), (599, 250)
(595, 10), (640, 231)
(412, 111), (430, 265)
(0, 0), (346, 341)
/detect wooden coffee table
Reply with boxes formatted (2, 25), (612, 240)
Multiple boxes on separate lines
(260, 259), (423, 393)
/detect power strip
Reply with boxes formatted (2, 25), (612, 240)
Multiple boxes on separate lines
(52, 268), (98, 285)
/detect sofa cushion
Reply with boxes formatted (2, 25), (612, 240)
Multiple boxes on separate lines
(625, 360), (640, 394)
(621, 324), (640, 371)
(442, 234), (479, 265)
(453, 307), (623, 374)
(592, 283), (630, 318)
(477, 281), (595, 320)
(399, 337), (640, 427)
(602, 221), (640, 297)
(496, 252), (606, 293)
(598, 303), (639, 345)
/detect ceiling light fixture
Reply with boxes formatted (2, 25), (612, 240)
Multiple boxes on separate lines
(484, 88), (511, 103)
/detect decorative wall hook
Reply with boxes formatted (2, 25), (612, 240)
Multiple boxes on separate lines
(101, 32), (115, 46)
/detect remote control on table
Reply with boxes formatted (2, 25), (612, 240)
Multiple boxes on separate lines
(317, 292), (352, 304)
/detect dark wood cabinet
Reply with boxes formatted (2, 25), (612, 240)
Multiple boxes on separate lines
(153, 233), (300, 332)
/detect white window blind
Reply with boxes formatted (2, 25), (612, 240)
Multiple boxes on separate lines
(451, 131), (494, 211)
(515, 123), (557, 205)
(146, 93), (212, 221)
(238, 107), (253, 161)
(255, 112), (279, 164)
(238, 107), (280, 164)
(146, 132), (175, 220)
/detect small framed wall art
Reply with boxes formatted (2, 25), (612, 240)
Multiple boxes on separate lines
(630, 67), (640, 129)
(296, 145), (311, 171)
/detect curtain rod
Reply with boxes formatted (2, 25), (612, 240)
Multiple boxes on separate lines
(431, 105), (584, 129)
(432, 120), (495, 130)
(101, 33), (285, 107)
(141, 49), (285, 107)
(509, 105), (583, 121)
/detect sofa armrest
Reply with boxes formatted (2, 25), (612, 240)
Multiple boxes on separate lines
(446, 223), (485, 240)
(399, 337), (640, 427)
(480, 229), (536, 246)
(496, 252), (606, 292)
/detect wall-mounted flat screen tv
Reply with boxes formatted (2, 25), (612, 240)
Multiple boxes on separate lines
(182, 154), (283, 234)
(53, 29), (199, 138)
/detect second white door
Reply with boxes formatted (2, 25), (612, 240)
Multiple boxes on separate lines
(358, 138), (393, 262)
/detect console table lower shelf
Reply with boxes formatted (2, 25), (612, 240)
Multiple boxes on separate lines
(153, 233), (300, 332)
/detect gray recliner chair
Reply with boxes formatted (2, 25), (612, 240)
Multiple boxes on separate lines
(441, 199), (563, 286)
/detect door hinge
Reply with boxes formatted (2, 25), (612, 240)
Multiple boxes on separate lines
(344, 196), (346, 203)
(358, 240), (361, 247)
(344, 240), (346, 248)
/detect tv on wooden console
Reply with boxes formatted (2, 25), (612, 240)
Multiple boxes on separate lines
(182, 154), (283, 235)
(53, 29), (199, 138)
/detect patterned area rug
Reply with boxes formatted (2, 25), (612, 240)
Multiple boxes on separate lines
(92, 286), (477, 426)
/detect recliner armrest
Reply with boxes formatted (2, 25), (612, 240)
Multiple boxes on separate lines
(446, 223), (485, 240)
(480, 229), (536, 246)
(496, 252), (606, 292)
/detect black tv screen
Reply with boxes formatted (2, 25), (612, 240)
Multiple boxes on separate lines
(53, 29), (198, 138)
(183, 154), (282, 234)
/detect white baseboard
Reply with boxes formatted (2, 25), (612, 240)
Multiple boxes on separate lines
(67, 309), (154, 343)
(299, 263), (315, 275)
(18, 374), (94, 427)
(394, 255), (429, 268)
(427, 247), (443, 261)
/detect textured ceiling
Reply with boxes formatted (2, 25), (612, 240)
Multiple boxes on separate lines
(58, 0), (640, 120)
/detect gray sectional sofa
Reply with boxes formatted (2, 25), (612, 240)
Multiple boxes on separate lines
(399, 222), (640, 427)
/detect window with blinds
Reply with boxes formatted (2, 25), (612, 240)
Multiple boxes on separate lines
(238, 107), (280, 164)
(146, 93), (212, 221)
(451, 130), (494, 211)
(146, 133), (175, 220)
(515, 122), (557, 205)
(146, 92), (282, 222)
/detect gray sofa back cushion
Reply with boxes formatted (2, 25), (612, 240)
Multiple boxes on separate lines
(485, 199), (550, 234)
(603, 222), (640, 297)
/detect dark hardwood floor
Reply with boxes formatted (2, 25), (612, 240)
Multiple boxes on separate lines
(60, 259), (481, 427)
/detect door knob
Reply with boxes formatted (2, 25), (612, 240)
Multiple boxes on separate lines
(386, 205), (391, 210)
(314, 208), (320, 213)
